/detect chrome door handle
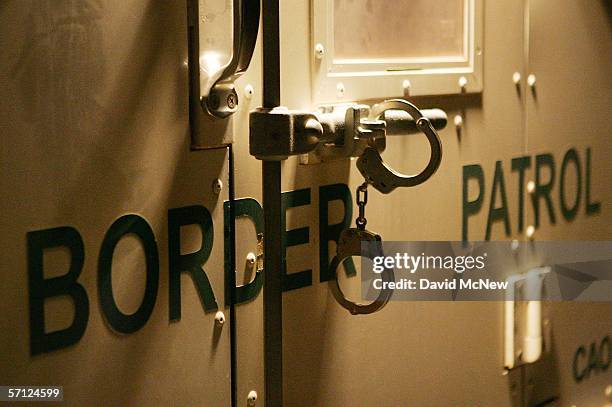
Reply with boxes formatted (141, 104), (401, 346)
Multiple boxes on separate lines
(190, 0), (260, 119)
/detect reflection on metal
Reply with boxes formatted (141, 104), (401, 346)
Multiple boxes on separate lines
(197, 0), (259, 118)
(187, 0), (259, 149)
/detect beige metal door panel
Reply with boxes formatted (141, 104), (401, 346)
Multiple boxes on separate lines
(523, 2), (612, 404)
(524, 0), (612, 241)
(0, 0), (610, 405)
(0, 1), (231, 405)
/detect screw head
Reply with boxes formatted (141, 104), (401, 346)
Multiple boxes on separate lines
(526, 225), (535, 240)
(527, 180), (536, 194)
(247, 390), (258, 406)
(214, 311), (225, 326)
(511, 239), (520, 251)
(453, 115), (464, 129)
(227, 93), (237, 109)
(314, 43), (325, 59)
(527, 74), (537, 88)
(246, 252), (256, 265)
(212, 179), (223, 194)
(336, 82), (345, 98)
(244, 84), (254, 100)
(402, 79), (411, 96)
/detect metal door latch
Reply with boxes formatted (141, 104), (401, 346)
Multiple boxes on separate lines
(249, 98), (446, 193)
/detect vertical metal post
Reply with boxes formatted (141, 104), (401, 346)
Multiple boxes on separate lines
(228, 145), (238, 407)
(261, 0), (283, 406)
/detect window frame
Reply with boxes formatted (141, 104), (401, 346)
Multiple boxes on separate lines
(311, 0), (484, 104)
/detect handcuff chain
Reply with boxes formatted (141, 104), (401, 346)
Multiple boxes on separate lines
(356, 182), (368, 230)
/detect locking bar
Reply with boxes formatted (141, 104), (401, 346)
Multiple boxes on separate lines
(383, 108), (447, 137)
(260, 0), (283, 405)
(302, 104), (447, 165)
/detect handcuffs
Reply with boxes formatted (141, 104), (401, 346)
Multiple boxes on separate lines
(329, 99), (443, 315)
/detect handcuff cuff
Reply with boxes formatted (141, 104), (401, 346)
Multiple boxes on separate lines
(329, 99), (443, 315)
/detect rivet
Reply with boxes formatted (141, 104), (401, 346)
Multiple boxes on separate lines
(212, 179), (223, 194)
(511, 239), (520, 252)
(244, 84), (254, 100)
(526, 225), (535, 240)
(402, 79), (411, 96)
(214, 311), (225, 327)
(527, 74), (537, 88)
(527, 180), (536, 194)
(512, 72), (521, 85)
(246, 252), (256, 265)
(458, 76), (468, 90)
(247, 390), (258, 406)
(336, 82), (345, 98)
(314, 43), (325, 59)
(453, 115), (464, 130)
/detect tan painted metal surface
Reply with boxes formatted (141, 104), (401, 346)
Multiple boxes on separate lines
(0, 0), (610, 406)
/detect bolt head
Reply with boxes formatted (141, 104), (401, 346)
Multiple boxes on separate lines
(527, 74), (537, 88)
(244, 84), (254, 100)
(214, 311), (225, 326)
(336, 82), (345, 98)
(527, 180), (536, 194)
(526, 225), (535, 240)
(511, 239), (520, 251)
(314, 43), (325, 59)
(227, 93), (237, 109)
(453, 115), (464, 129)
(212, 179), (223, 194)
(247, 390), (258, 406)
(246, 252), (256, 265)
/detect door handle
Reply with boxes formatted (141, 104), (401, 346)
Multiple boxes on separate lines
(190, 0), (260, 119)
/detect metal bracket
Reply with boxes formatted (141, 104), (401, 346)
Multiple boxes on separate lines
(249, 107), (324, 160)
